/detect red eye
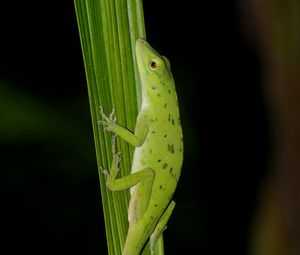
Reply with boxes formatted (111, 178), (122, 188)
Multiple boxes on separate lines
(149, 60), (158, 70)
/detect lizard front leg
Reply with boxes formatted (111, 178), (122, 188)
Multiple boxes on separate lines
(98, 106), (149, 147)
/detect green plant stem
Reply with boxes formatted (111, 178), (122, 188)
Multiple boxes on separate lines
(74, 1), (164, 254)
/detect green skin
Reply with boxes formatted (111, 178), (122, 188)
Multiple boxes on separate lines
(99, 38), (183, 255)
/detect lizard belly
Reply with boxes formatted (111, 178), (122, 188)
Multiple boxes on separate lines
(130, 123), (182, 203)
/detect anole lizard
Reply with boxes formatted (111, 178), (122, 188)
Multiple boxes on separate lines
(99, 38), (183, 255)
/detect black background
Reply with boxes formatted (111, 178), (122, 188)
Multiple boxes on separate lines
(0, 1), (269, 254)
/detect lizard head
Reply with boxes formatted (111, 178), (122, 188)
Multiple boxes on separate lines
(136, 38), (173, 102)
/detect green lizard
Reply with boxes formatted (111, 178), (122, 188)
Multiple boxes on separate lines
(99, 38), (183, 255)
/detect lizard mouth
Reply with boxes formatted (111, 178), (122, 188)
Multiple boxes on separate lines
(136, 38), (148, 60)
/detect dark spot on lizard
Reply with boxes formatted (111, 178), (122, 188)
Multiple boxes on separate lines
(168, 114), (171, 122)
(171, 119), (175, 125)
(164, 134), (167, 138)
(157, 93), (161, 97)
(163, 163), (168, 169)
(168, 89), (171, 94)
(149, 149), (152, 154)
(152, 85), (157, 90)
(170, 167), (173, 173)
(168, 144), (175, 154)
(157, 159), (161, 163)
(164, 103), (167, 108)
(151, 130), (156, 134)
(159, 185), (163, 190)
(154, 204), (158, 207)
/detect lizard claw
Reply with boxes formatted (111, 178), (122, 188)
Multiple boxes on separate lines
(109, 107), (116, 121)
(103, 169), (109, 176)
(98, 166), (109, 176)
(99, 106), (105, 116)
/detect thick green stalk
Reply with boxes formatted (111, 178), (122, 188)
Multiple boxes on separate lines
(74, 1), (163, 254)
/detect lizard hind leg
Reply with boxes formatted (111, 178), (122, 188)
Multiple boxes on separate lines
(150, 201), (176, 255)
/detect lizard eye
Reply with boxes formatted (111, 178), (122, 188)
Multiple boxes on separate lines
(149, 59), (158, 70)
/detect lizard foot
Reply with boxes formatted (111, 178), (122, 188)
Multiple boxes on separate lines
(98, 106), (117, 132)
(98, 166), (109, 176)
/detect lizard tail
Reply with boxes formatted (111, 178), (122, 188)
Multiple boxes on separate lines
(122, 219), (154, 255)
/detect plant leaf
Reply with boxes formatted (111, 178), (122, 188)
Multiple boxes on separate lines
(73, 0), (161, 254)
